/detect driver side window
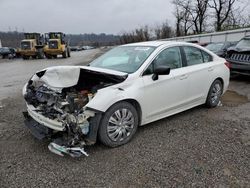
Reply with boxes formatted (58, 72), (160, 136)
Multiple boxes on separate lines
(145, 47), (182, 74)
(154, 47), (182, 69)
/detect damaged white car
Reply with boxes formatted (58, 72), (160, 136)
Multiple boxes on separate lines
(23, 41), (230, 157)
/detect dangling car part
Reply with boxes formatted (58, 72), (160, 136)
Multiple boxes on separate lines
(23, 42), (229, 157)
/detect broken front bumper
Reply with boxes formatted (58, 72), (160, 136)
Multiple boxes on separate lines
(23, 111), (55, 140)
(26, 104), (65, 131)
(23, 106), (102, 157)
(23, 112), (89, 157)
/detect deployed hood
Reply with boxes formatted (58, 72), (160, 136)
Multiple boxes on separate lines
(227, 47), (250, 53)
(32, 66), (128, 89)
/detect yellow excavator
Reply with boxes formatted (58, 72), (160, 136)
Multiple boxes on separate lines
(44, 32), (71, 59)
(19, 33), (45, 59)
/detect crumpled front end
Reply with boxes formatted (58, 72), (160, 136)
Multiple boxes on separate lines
(23, 66), (127, 157)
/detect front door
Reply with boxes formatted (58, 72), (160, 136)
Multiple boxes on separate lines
(141, 47), (189, 122)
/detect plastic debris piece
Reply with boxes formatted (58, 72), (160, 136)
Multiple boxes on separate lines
(217, 101), (223, 107)
(48, 142), (89, 157)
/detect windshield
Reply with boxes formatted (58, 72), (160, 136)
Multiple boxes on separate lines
(21, 41), (31, 50)
(206, 43), (224, 52)
(90, 46), (156, 73)
(236, 38), (250, 48)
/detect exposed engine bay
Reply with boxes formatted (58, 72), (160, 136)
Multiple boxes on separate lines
(23, 66), (127, 157)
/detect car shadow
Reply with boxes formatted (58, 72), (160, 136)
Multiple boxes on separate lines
(230, 74), (250, 83)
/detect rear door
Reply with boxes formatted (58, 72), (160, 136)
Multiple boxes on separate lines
(181, 46), (214, 103)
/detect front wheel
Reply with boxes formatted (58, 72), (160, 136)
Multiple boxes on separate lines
(22, 55), (28, 60)
(206, 80), (223, 108)
(98, 101), (139, 147)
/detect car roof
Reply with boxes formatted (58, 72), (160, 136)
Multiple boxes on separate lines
(122, 40), (188, 47)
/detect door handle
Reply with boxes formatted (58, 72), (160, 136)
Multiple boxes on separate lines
(180, 74), (188, 80)
(208, 67), (214, 72)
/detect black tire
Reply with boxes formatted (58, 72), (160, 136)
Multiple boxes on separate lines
(62, 50), (67, 58)
(37, 51), (44, 59)
(22, 55), (28, 60)
(67, 48), (71, 57)
(98, 101), (139, 147)
(45, 53), (52, 59)
(206, 79), (223, 108)
(53, 55), (57, 58)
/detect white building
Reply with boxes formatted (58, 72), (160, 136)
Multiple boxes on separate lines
(164, 28), (250, 43)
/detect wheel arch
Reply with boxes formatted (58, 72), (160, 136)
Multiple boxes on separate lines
(214, 77), (224, 92)
(122, 99), (142, 126)
(104, 98), (142, 126)
(216, 77), (224, 86)
(207, 77), (224, 97)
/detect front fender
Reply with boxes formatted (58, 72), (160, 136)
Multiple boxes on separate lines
(86, 87), (127, 112)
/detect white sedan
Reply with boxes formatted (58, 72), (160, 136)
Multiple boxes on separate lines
(23, 41), (230, 157)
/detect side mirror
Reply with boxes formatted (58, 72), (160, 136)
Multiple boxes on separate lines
(152, 65), (170, 81)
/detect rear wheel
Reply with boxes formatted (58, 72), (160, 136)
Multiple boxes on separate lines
(62, 50), (67, 58)
(98, 101), (139, 147)
(206, 80), (223, 108)
(67, 48), (71, 57)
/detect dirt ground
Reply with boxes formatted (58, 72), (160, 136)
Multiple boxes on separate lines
(0, 51), (249, 187)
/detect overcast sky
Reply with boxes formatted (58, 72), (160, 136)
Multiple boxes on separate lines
(0, 0), (174, 34)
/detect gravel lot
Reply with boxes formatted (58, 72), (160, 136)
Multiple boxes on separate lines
(0, 51), (249, 187)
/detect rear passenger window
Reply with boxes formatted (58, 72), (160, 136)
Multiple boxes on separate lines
(202, 51), (213, 62)
(183, 46), (203, 66)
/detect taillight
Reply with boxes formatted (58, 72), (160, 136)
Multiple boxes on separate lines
(224, 61), (231, 69)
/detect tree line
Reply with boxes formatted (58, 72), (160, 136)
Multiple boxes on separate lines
(173, 0), (250, 36)
(120, 0), (250, 44)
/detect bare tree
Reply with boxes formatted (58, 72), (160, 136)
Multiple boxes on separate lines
(154, 21), (174, 39)
(143, 26), (150, 41)
(172, 0), (207, 36)
(120, 25), (154, 44)
(209, 0), (236, 31)
(190, 0), (209, 34)
(154, 25), (162, 39)
(223, 3), (250, 29)
(172, 0), (185, 36)
(161, 21), (174, 38)
(182, 1), (193, 35)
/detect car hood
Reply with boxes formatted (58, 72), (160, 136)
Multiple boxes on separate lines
(227, 46), (250, 53)
(32, 66), (128, 89)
